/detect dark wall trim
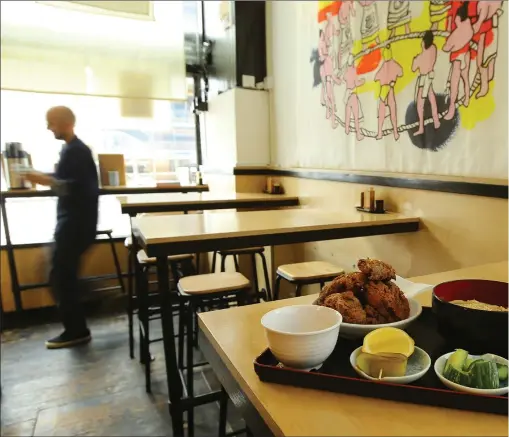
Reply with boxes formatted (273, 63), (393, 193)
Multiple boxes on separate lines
(233, 168), (508, 199)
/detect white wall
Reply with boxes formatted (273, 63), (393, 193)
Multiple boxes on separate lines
(201, 90), (237, 170)
(202, 88), (270, 169)
(235, 88), (270, 166)
(267, 1), (508, 179)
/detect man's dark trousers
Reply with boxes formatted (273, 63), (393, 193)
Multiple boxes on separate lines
(51, 223), (95, 335)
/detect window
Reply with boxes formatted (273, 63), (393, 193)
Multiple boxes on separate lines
(0, 84), (197, 186)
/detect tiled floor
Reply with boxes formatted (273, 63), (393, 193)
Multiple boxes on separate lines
(1, 312), (245, 436)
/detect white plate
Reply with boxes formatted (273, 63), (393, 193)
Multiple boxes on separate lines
(434, 352), (509, 396)
(350, 346), (431, 384)
(340, 298), (422, 339)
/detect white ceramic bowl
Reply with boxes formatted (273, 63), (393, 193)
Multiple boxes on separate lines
(261, 304), (342, 371)
(434, 352), (509, 396)
(340, 298), (422, 339)
(350, 346), (431, 384)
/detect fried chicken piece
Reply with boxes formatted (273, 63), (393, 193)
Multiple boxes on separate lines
(357, 258), (396, 281)
(324, 291), (367, 324)
(316, 272), (368, 305)
(336, 272), (368, 291)
(365, 304), (389, 324)
(316, 274), (345, 305)
(364, 280), (410, 323)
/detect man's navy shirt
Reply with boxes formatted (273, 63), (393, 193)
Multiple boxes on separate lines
(54, 136), (99, 237)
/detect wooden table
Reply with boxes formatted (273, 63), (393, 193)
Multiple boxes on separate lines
(131, 208), (420, 436)
(134, 208), (419, 257)
(198, 261), (508, 437)
(118, 192), (299, 216)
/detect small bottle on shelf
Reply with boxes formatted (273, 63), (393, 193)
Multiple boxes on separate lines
(369, 187), (376, 212)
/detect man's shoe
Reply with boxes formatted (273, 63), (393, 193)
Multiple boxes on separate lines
(45, 330), (91, 349)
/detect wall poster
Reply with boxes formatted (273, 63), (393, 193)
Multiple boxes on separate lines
(270, 1), (508, 178)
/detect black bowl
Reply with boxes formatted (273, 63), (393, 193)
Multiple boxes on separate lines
(432, 279), (508, 358)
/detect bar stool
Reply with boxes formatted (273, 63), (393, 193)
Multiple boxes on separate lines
(135, 248), (195, 392)
(96, 229), (125, 294)
(211, 247), (272, 302)
(177, 272), (251, 436)
(125, 236), (193, 358)
(273, 261), (344, 300)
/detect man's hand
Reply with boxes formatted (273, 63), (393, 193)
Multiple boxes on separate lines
(24, 171), (55, 187)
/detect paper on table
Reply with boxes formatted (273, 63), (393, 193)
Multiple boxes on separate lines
(394, 275), (432, 298)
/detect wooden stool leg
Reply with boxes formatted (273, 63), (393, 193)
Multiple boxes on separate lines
(259, 252), (272, 301)
(233, 255), (240, 272)
(218, 386), (228, 437)
(273, 275), (282, 301)
(250, 254), (260, 303)
(295, 283), (303, 297)
(319, 281), (325, 291)
(186, 300), (195, 437)
(220, 254), (227, 272)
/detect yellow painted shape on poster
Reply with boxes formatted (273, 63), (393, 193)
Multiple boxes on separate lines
(318, 1), (334, 11)
(355, 4), (430, 98)
(458, 81), (496, 129)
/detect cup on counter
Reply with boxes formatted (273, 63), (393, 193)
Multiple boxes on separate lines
(108, 171), (120, 187)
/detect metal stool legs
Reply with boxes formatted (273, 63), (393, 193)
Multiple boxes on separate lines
(218, 386), (228, 437)
(273, 275), (282, 301)
(128, 246), (135, 359)
(106, 233), (126, 294)
(215, 250), (272, 302)
(259, 252), (272, 301)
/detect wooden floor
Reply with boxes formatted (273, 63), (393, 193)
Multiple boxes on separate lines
(1, 311), (244, 436)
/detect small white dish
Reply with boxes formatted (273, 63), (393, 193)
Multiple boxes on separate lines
(341, 298), (422, 339)
(434, 352), (509, 396)
(261, 304), (342, 371)
(350, 346), (431, 384)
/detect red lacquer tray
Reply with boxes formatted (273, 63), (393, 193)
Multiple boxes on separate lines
(254, 308), (508, 415)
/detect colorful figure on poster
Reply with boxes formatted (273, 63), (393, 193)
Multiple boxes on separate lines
(374, 46), (403, 140)
(324, 11), (339, 69)
(359, 1), (380, 50)
(337, 0), (355, 70)
(319, 29), (342, 128)
(429, 0), (452, 30)
(472, 1), (503, 98)
(343, 54), (365, 141)
(412, 30), (441, 136)
(442, 1), (473, 120)
(387, 1), (412, 39)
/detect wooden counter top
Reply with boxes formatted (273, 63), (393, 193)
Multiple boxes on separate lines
(0, 184), (209, 199)
(198, 261), (508, 436)
(118, 192), (299, 215)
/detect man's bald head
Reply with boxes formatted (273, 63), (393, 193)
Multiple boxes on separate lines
(46, 106), (76, 142)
